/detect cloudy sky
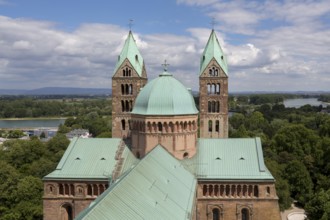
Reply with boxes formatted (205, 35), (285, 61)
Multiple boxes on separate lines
(0, 0), (329, 92)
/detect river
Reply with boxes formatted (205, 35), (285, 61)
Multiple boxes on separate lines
(283, 98), (328, 108)
(0, 118), (66, 129)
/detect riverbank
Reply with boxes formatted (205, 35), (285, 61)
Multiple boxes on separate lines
(0, 117), (67, 120)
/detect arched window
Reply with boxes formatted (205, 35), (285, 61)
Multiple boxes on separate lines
(212, 208), (220, 220)
(212, 83), (216, 94)
(158, 122), (163, 132)
(135, 54), (139, 62)
(121, 100), (125, 112)
(266, 186), (270, 195)
(209, 69), (212, 76)
(215, 120), (220, 132)
(241, 208), (249, 220)
(216, 101), (220, 112)
(125, 84), (129, 95)
(216, 83), (220, 94)
(60, 204), (73, 220)
(87, 185), (92, 196)
(129, 84), (133, 94)
(254, 185), (259, 197)
(129, 100), (133, 112)
(125, 100), (129, 112)
(128, 69), (131, 76)
(212, 101), (216, 112)
(215, 69), (218, 76)
(121, 84), (125, 95)
(203, 185), (207, 196)
(136, 152), (140, 159)
(208, 101), (212, 112)
(123, 69), (126, 76)
(121, 119), (126, 130)
(59, 184), (64, 195)
(169, 122), (174, 133)
(183, 152), (189, 159)
(208, 120), (212, 132)
(207, 83), (211, 94)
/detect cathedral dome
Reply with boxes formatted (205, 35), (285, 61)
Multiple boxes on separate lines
(132, 71), (198, 115)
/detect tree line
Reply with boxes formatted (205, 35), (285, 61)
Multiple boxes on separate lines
(229, 101), (330, 219)
(0, 97), (112, 118)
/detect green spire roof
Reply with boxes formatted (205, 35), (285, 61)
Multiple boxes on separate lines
(200, 30), (228, 75)
(113, 31), (144, 77)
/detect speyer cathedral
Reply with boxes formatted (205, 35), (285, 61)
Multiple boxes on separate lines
(43, 28), (281, 220)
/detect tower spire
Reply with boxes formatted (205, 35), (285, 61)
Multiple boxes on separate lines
(210, 17), (216, 30)
(128, 19), (134, 31)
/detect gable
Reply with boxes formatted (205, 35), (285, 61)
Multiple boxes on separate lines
(76, 146), (197, 220)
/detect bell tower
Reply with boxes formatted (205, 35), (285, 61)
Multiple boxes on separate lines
(199, 29), (228, 138)
(112, 31), (147, 139)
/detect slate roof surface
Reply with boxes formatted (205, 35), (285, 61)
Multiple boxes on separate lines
(44, 138), (137, 180)
(76, 146), (197, 220)
(200, 29), (228, 76)
(182, 137), (274, 181)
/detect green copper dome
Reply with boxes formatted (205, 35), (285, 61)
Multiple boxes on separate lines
(132, 71), (198, 115)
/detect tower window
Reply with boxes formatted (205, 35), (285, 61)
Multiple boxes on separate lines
(208, 120), (212, 132)
(215, 120), (220, 132)
(121, 119), (126, 130)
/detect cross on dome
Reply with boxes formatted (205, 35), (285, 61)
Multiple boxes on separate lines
(162, 60), (170, 71)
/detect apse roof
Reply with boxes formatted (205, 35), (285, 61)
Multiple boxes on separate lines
(113, 31), (144, 77)
(199, 29), (228, 76)
(131, 70), (198, 115)
(76, 146), (197, 220)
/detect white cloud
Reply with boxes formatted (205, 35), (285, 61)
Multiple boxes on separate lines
(0, 0), (330, 92)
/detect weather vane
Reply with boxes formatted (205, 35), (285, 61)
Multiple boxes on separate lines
(128, 19), (134, 31)
(210, 17), (216, 30)
(162, 60), (170, 71)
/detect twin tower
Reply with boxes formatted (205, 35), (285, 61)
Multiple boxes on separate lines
(111, 29), (228, 159)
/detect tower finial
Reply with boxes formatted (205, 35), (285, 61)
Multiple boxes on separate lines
(210, 17), (216, 30)
(161, 60), (170, 72)
(128, 19), (134, 31)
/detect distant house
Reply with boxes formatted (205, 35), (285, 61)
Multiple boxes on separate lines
(66, 129), (90, 139)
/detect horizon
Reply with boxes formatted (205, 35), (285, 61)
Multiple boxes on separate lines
(0, 0), (329, 92)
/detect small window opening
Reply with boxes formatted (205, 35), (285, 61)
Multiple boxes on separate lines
(239, 157), (245, 160)
(215, 157), (221, 160)
(135, 55), (138, 62)
(212, 208), (220, 220)
(75, 157), (80, 160)
(183, 152), (189, 159)
(101, 157), (106, 160)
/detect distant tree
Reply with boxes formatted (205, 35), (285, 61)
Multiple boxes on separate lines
(305, 189), (330, 220)
(39, 131), (46, 139)
(284, 160), (313, 205)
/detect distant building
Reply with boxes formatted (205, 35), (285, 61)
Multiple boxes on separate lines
(65, 129), (90, 140)
(43, 29), (281, 220)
